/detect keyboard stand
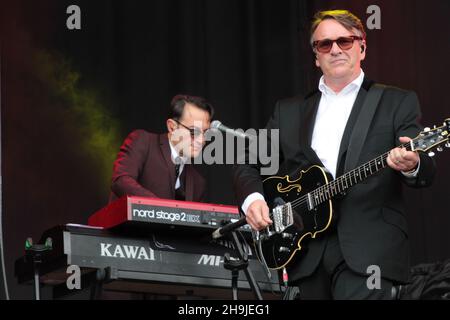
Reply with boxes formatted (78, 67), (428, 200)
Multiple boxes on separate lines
(223, 230), (263, 300)
(24, 237), (53, 300)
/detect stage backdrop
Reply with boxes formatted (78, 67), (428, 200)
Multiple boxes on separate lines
(1, 0), (449, 299)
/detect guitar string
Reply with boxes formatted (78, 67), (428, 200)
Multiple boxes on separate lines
(269, 154), (385, 216)
(286, 152), (390, 210)
(271, 129), (446, 215)
(285, 141), (412, 211)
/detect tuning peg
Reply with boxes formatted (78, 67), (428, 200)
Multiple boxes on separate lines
(445, 142), (450, 148)
(428, 151), (435, 157)
(424, 127), (431, 132)
(437, 146), (443, 152)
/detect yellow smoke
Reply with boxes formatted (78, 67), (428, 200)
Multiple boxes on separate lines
(34, 50), (121, 189)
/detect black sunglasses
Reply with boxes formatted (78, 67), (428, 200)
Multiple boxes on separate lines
(173, 119), (208, 138)
(313, 35), (362, 53)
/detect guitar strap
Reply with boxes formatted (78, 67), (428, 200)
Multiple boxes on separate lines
(344, 84), (386, 172)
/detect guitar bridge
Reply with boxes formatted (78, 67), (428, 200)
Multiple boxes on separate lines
(272, 202), (293, 233)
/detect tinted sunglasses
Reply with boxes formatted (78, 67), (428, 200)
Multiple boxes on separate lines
(313, 35), (362, 53)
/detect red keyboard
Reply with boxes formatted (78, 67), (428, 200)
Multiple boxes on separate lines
(88, 196), (251, 234)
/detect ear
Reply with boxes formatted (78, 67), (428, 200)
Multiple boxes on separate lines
(166, 119), (176, 133)
(312, 48), (320, 67)
(360, 40), (366, 61)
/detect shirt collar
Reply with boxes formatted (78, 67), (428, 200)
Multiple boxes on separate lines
(319, 69), (365, 96)
(168, 137), (188, 165)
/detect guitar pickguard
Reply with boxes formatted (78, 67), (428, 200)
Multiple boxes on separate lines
(276, 182), (301, 193)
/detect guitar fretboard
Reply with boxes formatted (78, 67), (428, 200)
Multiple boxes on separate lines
(308, 141), (411, 207)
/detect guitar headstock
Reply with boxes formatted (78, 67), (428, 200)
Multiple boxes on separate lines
(412, 118), (450, 157)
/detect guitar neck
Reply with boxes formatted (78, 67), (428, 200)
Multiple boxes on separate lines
(312, 141), (411, 205)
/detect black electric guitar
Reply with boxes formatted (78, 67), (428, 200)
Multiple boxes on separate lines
(258, 119), (450, 270)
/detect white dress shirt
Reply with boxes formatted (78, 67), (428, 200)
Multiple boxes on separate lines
(311, 70), (365, 178)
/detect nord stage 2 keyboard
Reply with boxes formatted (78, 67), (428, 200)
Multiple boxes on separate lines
(88, 196), (252, 235)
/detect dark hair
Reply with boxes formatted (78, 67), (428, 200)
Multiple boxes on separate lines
(310, 10), (366, 47)
(168, 94), (214, 121)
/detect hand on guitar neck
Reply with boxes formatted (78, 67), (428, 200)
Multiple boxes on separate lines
(387, 136), (420, 173)
(246, 199), (272, 231)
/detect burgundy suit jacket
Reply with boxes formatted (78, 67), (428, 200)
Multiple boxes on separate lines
(109, 130), (206, 203)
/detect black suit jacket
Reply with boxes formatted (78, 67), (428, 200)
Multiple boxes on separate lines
(110, 130), (206, 203)
(232, 78), (435, 283)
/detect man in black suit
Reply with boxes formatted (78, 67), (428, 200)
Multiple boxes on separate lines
(110, 94), (213, 203)
(232, 10), (435, 299)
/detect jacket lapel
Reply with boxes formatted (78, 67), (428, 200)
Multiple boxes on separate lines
(335, 78), (374, 176)
(343, 79), (384, 173)
(159, 134), (176, 197)
(299, 90), (325, 166)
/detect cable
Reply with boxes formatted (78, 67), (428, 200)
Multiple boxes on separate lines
(0, 45), (10, 300)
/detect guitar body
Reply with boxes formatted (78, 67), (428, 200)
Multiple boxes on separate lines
(261, 165), (334, 269)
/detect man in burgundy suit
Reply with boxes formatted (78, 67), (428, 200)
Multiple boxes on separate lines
(110, 94), (214, 203)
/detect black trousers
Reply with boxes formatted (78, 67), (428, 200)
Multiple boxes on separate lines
(293, 233), (395, 300)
